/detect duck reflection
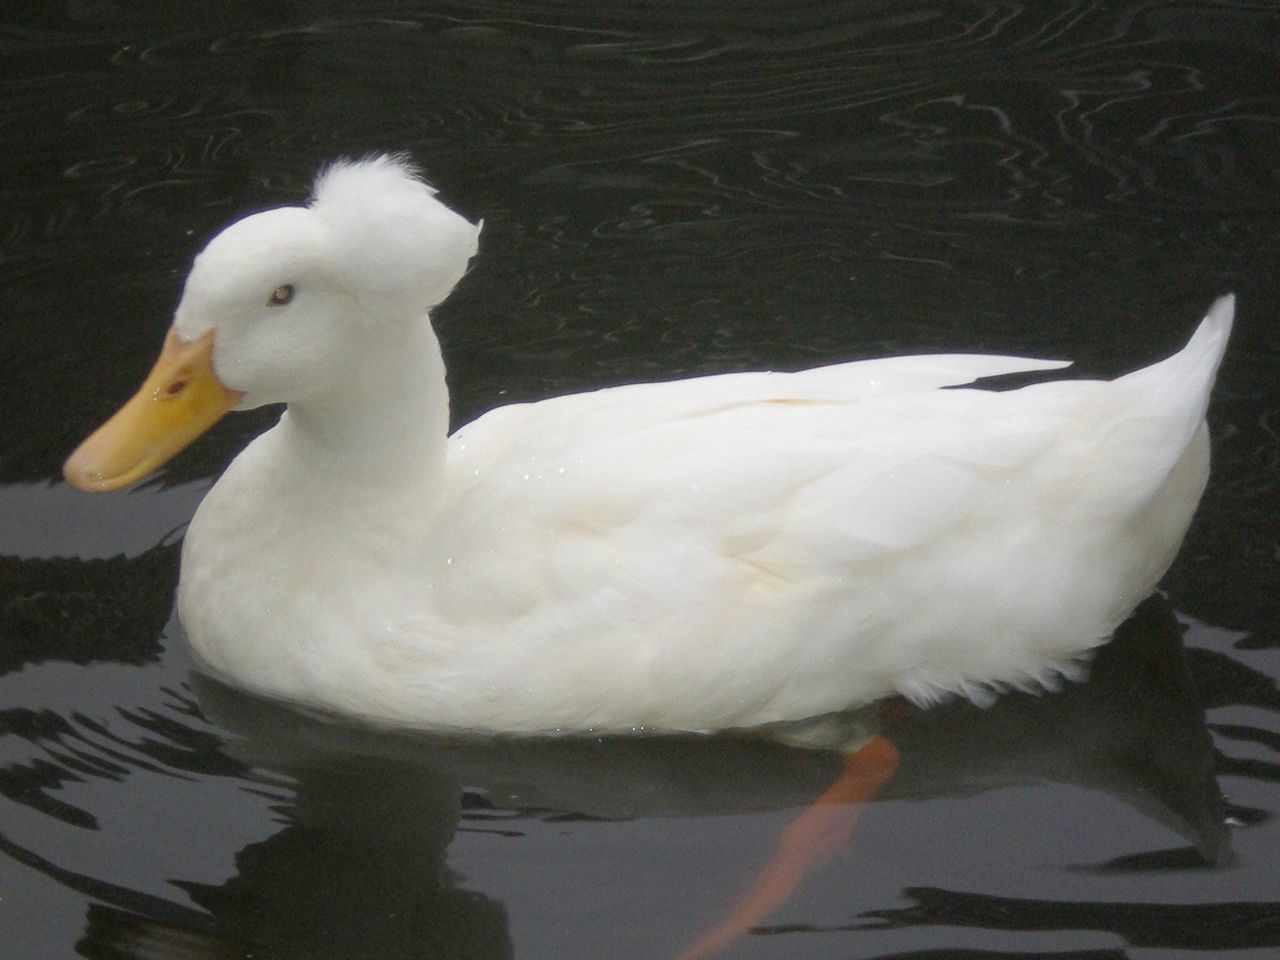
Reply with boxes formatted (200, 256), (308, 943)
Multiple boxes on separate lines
(59, 597), (1225, 959)
(879, 595), (1227, 864)
(185, 760), (512, 960)
(0, 544), (177, 674)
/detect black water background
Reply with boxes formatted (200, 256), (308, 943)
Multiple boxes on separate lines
(2, 3), (1279, 958)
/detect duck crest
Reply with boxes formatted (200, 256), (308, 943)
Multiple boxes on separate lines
(310, 154), (481, 319)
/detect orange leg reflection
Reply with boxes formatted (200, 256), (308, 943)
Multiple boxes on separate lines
(676, 734), (900, 960)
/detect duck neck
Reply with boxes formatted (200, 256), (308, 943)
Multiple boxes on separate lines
(278, 315), (450, 503)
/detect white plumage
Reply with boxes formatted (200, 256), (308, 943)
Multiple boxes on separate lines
(71, 156), (1233, 733)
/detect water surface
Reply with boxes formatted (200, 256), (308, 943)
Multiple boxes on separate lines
(2, 3), (1278, 958)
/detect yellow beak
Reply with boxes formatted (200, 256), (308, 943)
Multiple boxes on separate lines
(64, 328), (243, 492)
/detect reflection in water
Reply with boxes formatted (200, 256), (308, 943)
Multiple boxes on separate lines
(0, 544), (177, 673)
(84, 763), (513, 960)
(856, 887), (1280, 952)
(1, 597), (1245, 958)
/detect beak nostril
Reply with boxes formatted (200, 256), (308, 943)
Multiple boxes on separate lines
(166, 379), (187, 396)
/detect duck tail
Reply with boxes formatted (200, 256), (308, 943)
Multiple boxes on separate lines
(1123, 294), (1233, 403)
(1112, 294), (1234, 452)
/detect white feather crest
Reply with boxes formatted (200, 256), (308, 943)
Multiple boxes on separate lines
(309, 154), (480, 318)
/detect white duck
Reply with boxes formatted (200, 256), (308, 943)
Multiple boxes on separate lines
(65, 155), (1232, 734)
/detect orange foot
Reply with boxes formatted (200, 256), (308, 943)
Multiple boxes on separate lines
(677, 734), (900, 960)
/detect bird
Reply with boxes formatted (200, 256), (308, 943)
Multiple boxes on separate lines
(64, 154), (1233, 735)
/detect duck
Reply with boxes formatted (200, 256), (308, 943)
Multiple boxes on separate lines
(64, 154), (1233, 735)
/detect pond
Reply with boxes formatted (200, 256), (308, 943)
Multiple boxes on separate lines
(2, 2), (1278, 958)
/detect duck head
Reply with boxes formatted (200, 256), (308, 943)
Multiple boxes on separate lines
(64, 155), (480, 492)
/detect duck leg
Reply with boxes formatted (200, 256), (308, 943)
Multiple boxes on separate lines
(676, 733), (900, 960)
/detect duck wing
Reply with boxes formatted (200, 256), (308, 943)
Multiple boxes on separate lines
(438, 350), (1072, 601)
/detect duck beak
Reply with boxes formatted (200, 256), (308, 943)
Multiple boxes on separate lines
(64, 328), (243, 492)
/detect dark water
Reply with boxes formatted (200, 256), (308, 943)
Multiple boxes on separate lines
(2, 2), (1279, 957)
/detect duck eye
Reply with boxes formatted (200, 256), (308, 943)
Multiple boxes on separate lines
(268, 284), (294, 306)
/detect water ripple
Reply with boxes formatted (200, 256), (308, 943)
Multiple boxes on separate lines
(2, 5), (1279, 958)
